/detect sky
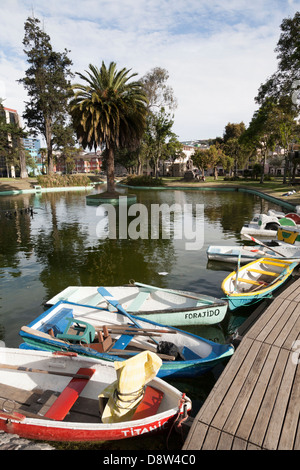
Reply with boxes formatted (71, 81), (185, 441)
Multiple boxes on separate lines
(1, 0), (300, 142)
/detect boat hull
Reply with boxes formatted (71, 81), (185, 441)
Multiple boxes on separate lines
(240, 226), (278, 237)
(221, 257), (298, 310)
(19, 301), (234, 378)
(207, 244), (300, 264)
(46, 285), (228, 327)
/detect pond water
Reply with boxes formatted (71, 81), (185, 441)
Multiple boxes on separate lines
(0, 184), (287, 449)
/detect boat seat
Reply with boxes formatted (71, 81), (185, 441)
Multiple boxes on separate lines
(40, 307), (74, 336)
(57, 318), (95, 344)
(248, 268), (277, 276)
(263, 260), (289, 267)
(235, 277), (263, 286)
(44, 367), (95, 421)
(84, 293), (104, 306)
(128, 291), (150, 312)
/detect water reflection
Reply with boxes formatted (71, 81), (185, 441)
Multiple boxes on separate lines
(0, 187), (287, 346)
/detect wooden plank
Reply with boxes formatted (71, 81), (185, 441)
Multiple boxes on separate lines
(236, 344), (280, 442)
(44, 367), (95, 421)
(260, 301), (298, 345)
(0, 383), (43, 404)
(248, 268), (277, 276)
(236, 299), (270, 337)
(281, 315), (300, 351)
(248, 347), (289, 448)
(183, 277), (300, 451)
(182, 421), (208, 450)
(210, 339), (263, 430)
(272, 302), (300, 348)
(223, 342), (270, 436)
(97, 325), (176, 334)
(278, 278), (300, 301)
(216, 431), (233, 450)
(293, 413), (300, 450)
(263, 350), (298, 450)
(0, 384), (53, 420)
(232, 437), (247, 450)
(198, 337), (256, 425)
(201, 426), (221, 450)
(278, 361), (300, 450)
(245, 297), (287, 340)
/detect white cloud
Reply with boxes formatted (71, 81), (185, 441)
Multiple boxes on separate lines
(1, 0), (299, 140)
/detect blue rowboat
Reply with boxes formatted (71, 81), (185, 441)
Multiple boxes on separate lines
(221, 257), (299, 311)
(19, 300), (234, 379)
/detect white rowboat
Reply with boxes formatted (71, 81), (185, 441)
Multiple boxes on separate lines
(46, 283), (228, 327)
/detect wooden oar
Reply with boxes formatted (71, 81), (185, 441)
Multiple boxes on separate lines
(234, 249), (242, 292)
(0, 363), (92, 380)
(131, 281), (214, 304)
(243, 234), (288, 257)
(98, 325), (176, 334)
(97, 287), (159, 345)
(243, 234), (300, 262)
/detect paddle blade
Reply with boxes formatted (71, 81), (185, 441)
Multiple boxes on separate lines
(97, 287), (141, 329)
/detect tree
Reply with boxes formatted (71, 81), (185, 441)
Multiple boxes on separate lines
(222, 122), (246, 176)
(141, 67), (177, 112)
(140, 68), (178, 175)
(70, 62), (148, 194)
(192, 148), (211, 178)
(240, 100), (278, 183)
(207, 145), (227, 180)
(145, 108), (174, 177)
(52, 120), (79, 173)
(256, 12), (300, 113)
(19, 16), (73, 174)
(0, 100), (28, 177)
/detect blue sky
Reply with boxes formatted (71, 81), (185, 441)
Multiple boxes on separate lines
(1, 0), (300, 141)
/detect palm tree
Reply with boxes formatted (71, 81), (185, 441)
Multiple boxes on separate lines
(69, 62), (148, 194)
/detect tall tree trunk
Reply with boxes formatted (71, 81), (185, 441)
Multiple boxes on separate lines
(106, 145), (115, 193)
(45, 117), (54, 175)
(137, 155), (142, 175)
(18, 138), (28, 178)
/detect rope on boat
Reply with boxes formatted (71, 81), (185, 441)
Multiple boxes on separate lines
(166, 393), (190, 448)
(112, 386), (145, 410)
(0, 397), (17, 413)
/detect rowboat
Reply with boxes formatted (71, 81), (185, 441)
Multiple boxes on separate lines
(221, 257), (299, 310)
(46, 282), (228, 327)
(207, 242), (300, 264)
(19, 299), (234, 378)
(0, 348), (191, 442)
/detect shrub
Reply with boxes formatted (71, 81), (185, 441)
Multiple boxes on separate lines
(36, 174), (91, 188)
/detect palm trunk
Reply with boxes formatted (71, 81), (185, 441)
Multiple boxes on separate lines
(106, 145), (115, 193)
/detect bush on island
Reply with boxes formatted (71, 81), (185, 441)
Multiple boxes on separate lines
(123, 175), (163, 187)
(37, 174), (91, 188)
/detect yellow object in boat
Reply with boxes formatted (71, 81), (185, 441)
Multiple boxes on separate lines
(99, 351), (162, 423)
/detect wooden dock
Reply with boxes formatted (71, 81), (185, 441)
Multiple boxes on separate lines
(183, 277), (300, 450)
